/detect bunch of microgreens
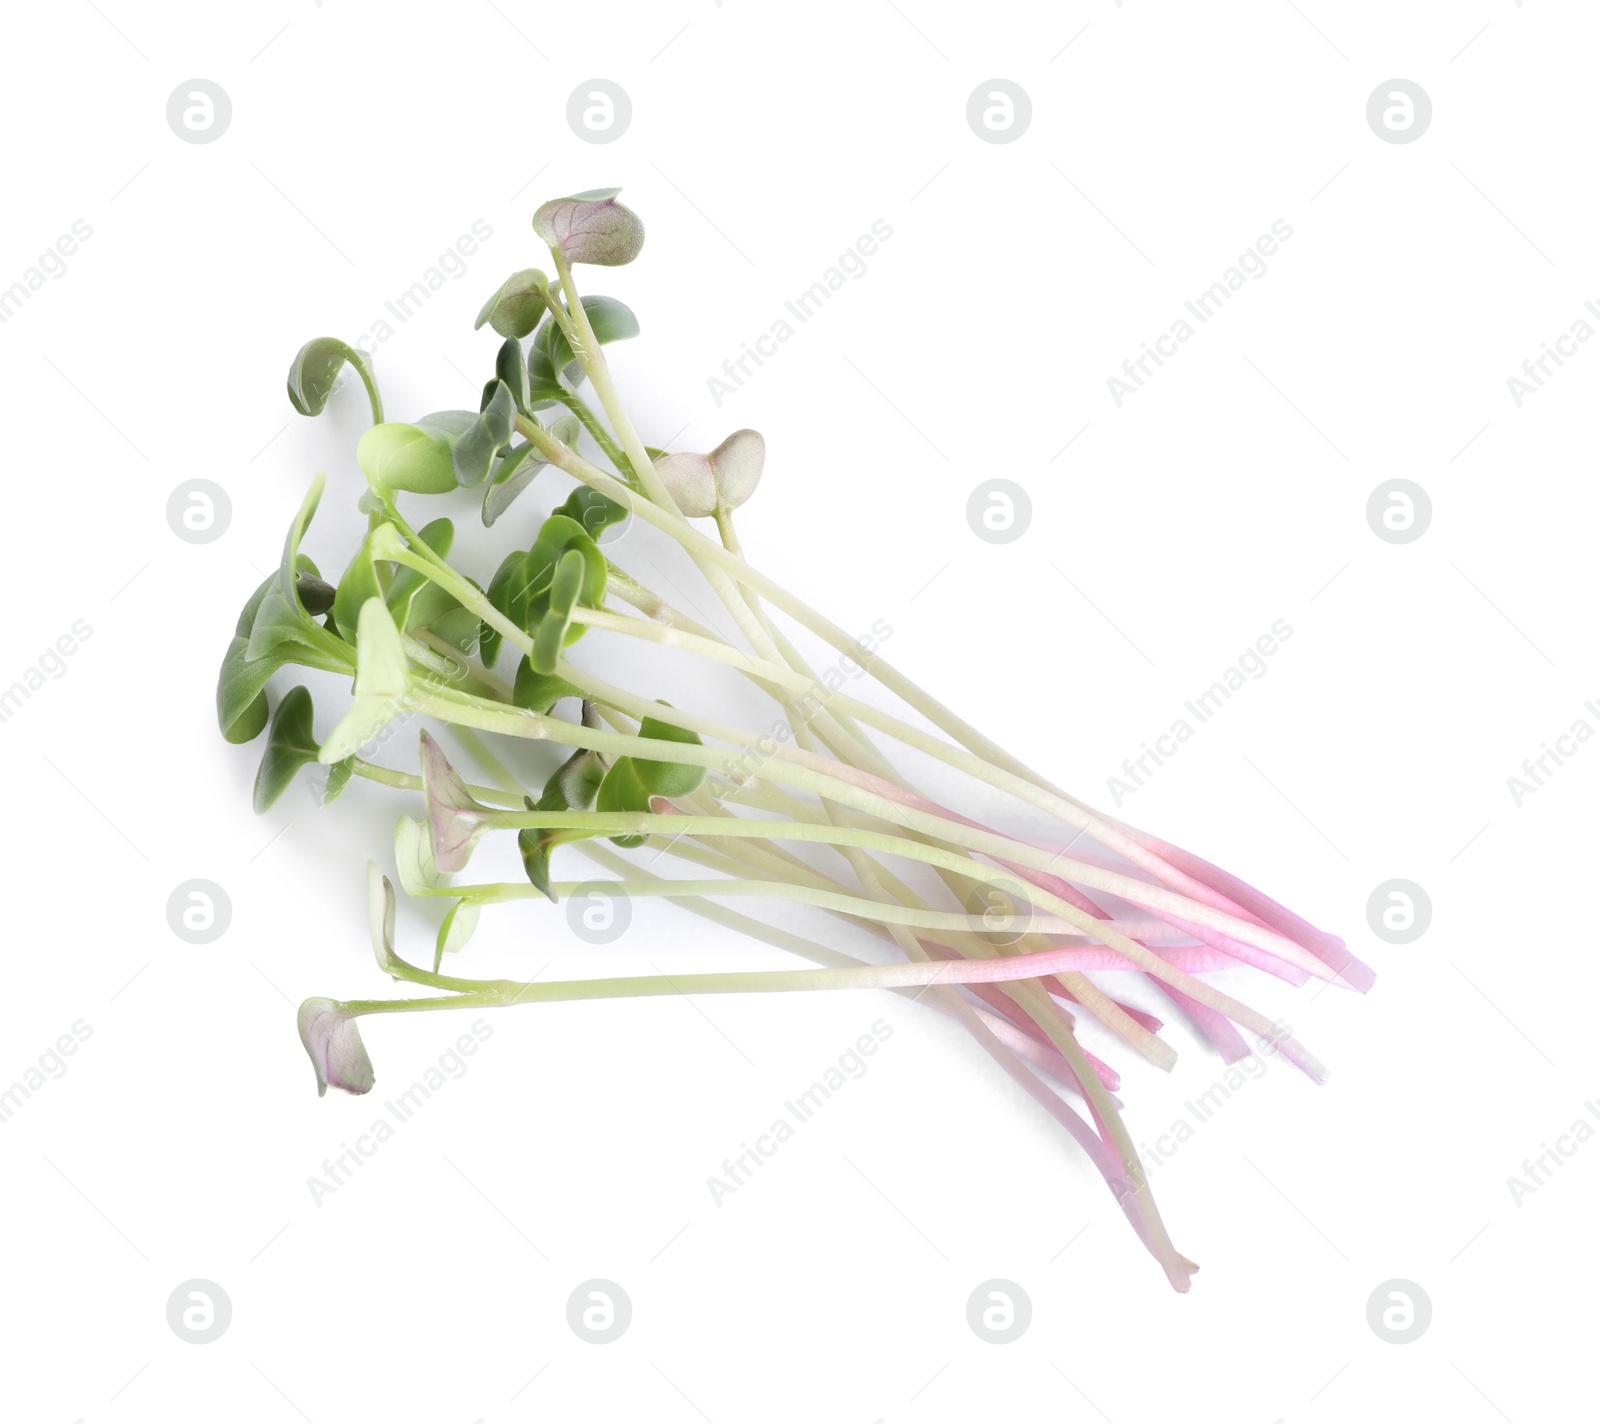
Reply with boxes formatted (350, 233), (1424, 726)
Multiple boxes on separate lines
(219, 188), (1372, 1291)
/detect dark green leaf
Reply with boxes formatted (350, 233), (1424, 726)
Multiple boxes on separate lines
(512, 657), (580, 712)
(595, 756), (651, 847)
(634, 708), (705, 797)
(253, 685), (321, 813)
(242, 479), (342, 676)
(495, 336), (530, 414)
(452, 381), (516, 487)
(531, 547), (587, 674)
(480, 514), (605, 666)
(555, 485), (628, 542)
(478, 548), (524, 668)
(296, 572), (336, 617)
(218, 563), (312, 744)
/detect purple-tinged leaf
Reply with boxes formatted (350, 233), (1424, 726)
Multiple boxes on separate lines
(296, 998), (375, 1098)
(533, 189), (645, 267)
(420, 730), (490, 872)
(708, 429), (764, 510)
(653, 451), (717, 518)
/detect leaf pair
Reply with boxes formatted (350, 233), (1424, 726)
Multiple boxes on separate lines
(653, 429), (765, 519)
(480, 514), (607, 670)
(253, 686), (355, 813)
(332, 517), (475, 657)
(356, 385), (517, 498)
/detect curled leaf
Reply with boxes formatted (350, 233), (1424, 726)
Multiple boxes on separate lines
(297, 998), (375, 1098)
(475, 268), (549, 339)
(533, 189), (645, 267)
(420, 730), (491, 872)
(435, 899), (482, 969)
(287, 337), (383, 423)
(368, 862), (406, 979)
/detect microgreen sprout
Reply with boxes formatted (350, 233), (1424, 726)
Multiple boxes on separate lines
(224, 186), (1372, 1291)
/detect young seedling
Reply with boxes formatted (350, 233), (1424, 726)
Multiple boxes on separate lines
(222, 187), (1371, 1291)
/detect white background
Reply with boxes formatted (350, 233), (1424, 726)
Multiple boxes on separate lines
(1, 1), (1594, 1420)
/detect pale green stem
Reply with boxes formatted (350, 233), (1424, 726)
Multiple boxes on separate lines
(507, 419), (1257, 924)
(410, 677), (1330, 985)
(453, 802), (1321, 1071)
